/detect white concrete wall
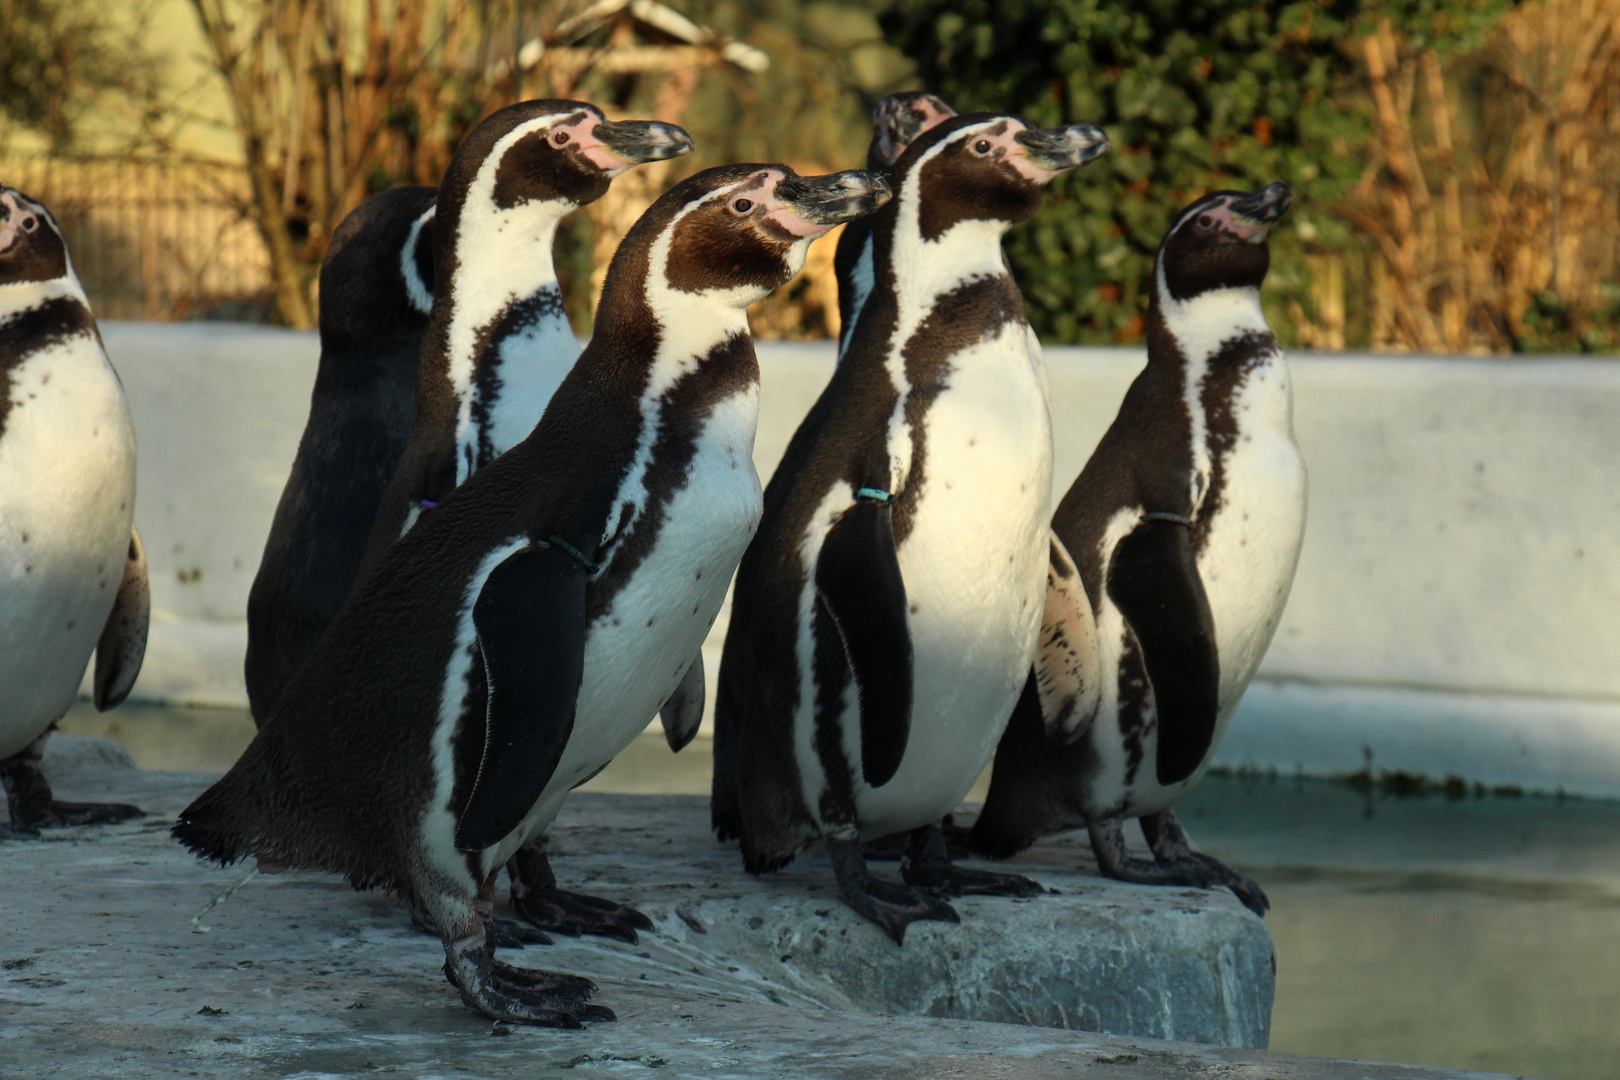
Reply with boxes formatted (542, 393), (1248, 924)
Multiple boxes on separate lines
(93, 323), (1620, 795)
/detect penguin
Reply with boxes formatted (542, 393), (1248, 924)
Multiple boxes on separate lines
(172, 163), (891, 1025)
(358, 100), (693, 572)
(244, 185), (437, 725)
(967, 183), (1302, 918)
(0, 186), (149, 839)
(712, 114), (1109, 942)
(832, 91), (956, 356)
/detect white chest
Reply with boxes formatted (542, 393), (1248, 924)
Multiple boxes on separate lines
(0, 331), (136, 754)
(1087, 348), (1306, 818)
(848, 323), (1054, 834)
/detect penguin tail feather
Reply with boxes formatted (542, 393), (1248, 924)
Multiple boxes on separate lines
(171, 784), (258, 868)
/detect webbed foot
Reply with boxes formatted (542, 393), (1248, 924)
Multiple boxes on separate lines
(828, 830), (958, 945)
(441, 914), (613, 1027)
(901, 821), (1044, 898)
(1089, 810), (1270, 917)
(2, 750), (142, 830)
(508, 842), (653, 943)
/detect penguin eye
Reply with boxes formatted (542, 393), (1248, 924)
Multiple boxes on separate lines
(552, 130), (570, 146)
(20, 216), (38, 233)
(1196, 213), (1215, 230)
(972, 139), (993, 155)
(731, 198), (754, 214)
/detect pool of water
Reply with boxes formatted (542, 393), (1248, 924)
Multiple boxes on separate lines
(55, 701), (1620, 1080)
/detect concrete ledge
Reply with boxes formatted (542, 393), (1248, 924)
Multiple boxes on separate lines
(7, 753), (1272, 1049)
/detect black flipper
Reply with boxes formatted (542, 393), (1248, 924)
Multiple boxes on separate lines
(455, 543), (588, 853)
(94, 526), (149, 711)
(1106, 517), (1219, 786)
(814, 497), (912, 788)
(659, 655), (705, 753)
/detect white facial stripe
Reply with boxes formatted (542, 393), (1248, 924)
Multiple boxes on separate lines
(401, 206), (436, 315)
(446, 111), (584, 464)
(600, 175), (767, 567)
(882, 121), (1020, 495)
(1154, 249), (1271, 514)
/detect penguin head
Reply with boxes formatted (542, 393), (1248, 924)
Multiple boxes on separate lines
(438, 99), (693, 230)
(0, 188), (71, 287)
(605, 164), (891, 313)
(868, 92), (958, 169)
(1156, 183), (1293, 300)
(892, 114), (1109, 236)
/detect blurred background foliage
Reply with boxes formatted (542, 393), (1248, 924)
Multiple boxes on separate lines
(0, 0), (1616, 352)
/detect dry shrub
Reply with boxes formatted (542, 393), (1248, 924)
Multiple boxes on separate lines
(1327, 1), (1620, 353)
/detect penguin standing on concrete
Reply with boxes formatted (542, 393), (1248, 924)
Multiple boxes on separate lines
(244, 186), (437, 724)
(832, 92), (956, 354)
(174, 163), (891, 1025)
(712, 114), (1109, 942)
(0, 187), (149, 838)
(338, 101), (693, 944)
(968, 184), (1303, 917)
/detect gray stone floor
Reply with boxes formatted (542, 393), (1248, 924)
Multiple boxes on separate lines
(0, 740), (1519, 1079)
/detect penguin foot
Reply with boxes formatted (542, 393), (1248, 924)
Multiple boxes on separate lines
(2, 749), (143, 830)
(0, 820), (43, 841)
(828, 831), (959, 945)
(1088, 813), (1271, 917)
(16, 799), (144, 828)
(443, 929), (614, 1027)
(1139, 810), (1269, 916)
(508, 842), (653, 943)
(411, 900), (552, 948)
(900, 821), (1044, 898)
(862, 815), (973, 862)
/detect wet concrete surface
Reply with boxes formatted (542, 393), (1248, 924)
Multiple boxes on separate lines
(3, 743), (1522, 1080)
(48, 703), (1620, 1079)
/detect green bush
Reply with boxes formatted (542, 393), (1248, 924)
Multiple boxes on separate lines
(878, 0), (1505, 346)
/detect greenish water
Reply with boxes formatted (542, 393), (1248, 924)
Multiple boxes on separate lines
(56, 701), (1620, 1080)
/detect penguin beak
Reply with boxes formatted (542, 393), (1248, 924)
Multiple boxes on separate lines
(1224, 182), (1293, 242)
(770, 170), (893, 237)
(1012, 123), (1110, 180)
(583, 120), (695, 171)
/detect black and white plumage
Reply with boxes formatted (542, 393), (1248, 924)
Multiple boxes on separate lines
(0, 187), (148, 839)
(713, 114), (1109, 942)
(263, 101), (691, 942)
(244, 185), (437, 725)
(969, 184), (1303, 917)
(832, 92), (957, 356)
(359, 100), (693, 574)
(173, 164), (891, 1025)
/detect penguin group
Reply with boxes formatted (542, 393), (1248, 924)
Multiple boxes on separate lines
(2, 86), (1305, 1028)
